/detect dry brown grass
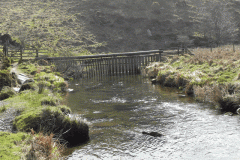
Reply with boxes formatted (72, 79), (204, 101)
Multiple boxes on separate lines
(190, 45), (240, 65)
(194, 84), (223, 104)
(25, 129), (65, 160)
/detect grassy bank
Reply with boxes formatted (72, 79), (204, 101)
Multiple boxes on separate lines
(0, 59), (89, 159)
(144, 45), (240, 114)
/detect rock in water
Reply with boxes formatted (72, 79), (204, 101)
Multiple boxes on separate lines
(142, 131), (163, 137)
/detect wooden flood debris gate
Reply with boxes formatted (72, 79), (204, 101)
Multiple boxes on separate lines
(36, 48), (185, 79)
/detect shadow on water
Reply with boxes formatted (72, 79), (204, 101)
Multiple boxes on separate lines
(64, 75), (240, 160)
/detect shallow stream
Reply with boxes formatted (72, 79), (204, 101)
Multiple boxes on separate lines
(64, 75), (240, 160)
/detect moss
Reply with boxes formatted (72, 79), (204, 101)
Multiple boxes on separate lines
(0, 132), (30, 160)
(13, 108), (42, 132)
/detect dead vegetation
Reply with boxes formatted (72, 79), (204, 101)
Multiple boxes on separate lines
(25, 129), (65, 160)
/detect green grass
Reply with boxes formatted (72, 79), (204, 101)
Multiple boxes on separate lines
(0, 132), (30, 160)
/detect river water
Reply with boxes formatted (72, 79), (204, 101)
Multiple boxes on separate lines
(64, 75), (240, 160)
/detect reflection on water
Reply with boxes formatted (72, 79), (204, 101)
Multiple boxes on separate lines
(64, 75), (240, 160)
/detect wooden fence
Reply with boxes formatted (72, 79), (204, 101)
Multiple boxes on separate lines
(0, 42), (188, 78)
(35, 48), (187, 79)
(0, 44), (48, 59)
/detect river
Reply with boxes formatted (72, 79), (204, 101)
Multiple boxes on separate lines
(64, 75), (240, 160)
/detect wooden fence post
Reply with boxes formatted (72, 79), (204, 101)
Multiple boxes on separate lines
(233, 43), (235, 52)
(178, 46), (179, 56)
(20, 45), (23, 61)
(159, 49), (163, 62)
(36, 48), (39, 57)
(3, 45), (6, 57)
(3, 41), (8, 56)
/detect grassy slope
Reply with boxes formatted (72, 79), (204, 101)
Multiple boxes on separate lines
(145, 45), (240, 113)
(0, 0), (104, 56)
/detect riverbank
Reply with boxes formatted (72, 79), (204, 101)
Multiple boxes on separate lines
(0, 58), (89, 159)
(144, 45), (240, 114)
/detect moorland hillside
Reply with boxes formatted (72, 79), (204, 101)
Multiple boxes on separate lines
(0, 0), (240, 54)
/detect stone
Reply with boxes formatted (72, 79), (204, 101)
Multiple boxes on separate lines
(151, 79), (157, 84)
(142, 131), (163, 137)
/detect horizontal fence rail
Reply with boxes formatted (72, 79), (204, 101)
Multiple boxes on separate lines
(35, 50), (162, 61)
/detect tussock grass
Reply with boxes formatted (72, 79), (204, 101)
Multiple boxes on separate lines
(145, 45), (240, 113)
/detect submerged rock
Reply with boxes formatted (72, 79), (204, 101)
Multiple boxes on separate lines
(142, 131), (163, 137)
